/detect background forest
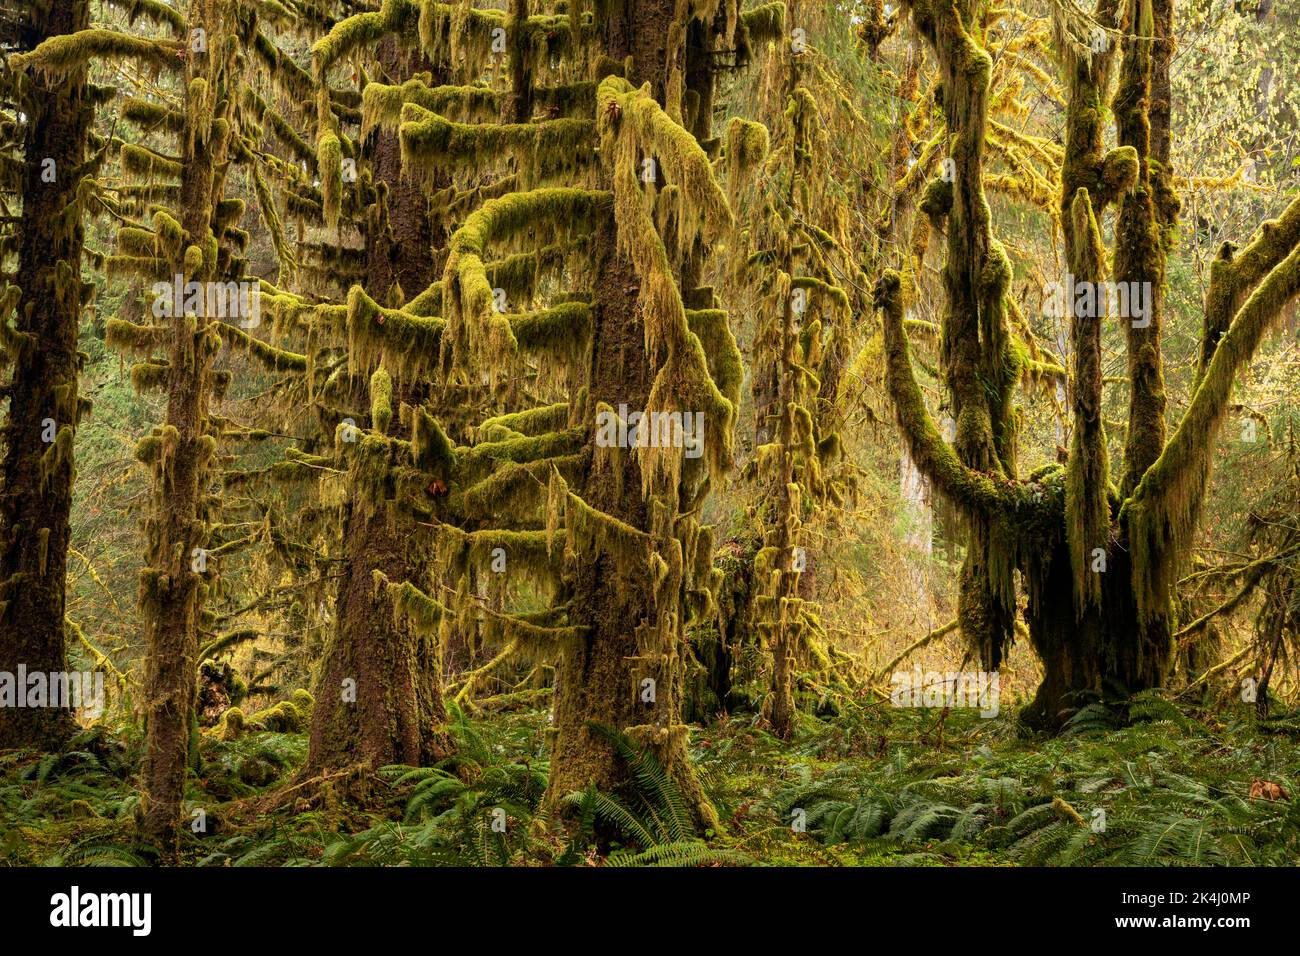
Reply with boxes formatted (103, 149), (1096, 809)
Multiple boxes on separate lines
(1, 0), (1299, 868)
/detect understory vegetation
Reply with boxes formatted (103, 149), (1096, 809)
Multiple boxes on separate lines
(3, 696), (1299, 866)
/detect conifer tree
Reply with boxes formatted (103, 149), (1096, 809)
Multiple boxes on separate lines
(725, 4), (867, 738)
(0, 0), (98, 749)
(300, 0), (798, 826)
(17, 0), (344, 849)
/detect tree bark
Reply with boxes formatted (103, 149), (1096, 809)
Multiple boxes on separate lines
(0, 0), (92, 751)
(544, 0), (717, 828)
(300, 38), (450, 779)
(302, 505), (448, 775)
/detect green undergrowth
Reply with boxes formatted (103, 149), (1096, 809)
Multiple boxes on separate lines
(2, 697), (1298, 866)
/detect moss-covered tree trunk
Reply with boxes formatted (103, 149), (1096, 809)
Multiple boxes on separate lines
(883, 0), (1300, 732)
(137, 6), (226, 851)
(547, 212), (703, 809)
(1023, 0), (1176, 728)
(0, 0), (92, 751)
(302, 43), (450, 777)
(915, 0), (1019, 673)
(765, 284), (799, 739)
(303, 505), (448, 774)
(543, 0), (716, 827)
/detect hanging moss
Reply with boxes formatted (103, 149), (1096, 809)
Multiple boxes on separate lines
(443, 187), (611, 385)
(122, 97), (185, 136)
(129, 361), (171, 394)
(121, 143), (183, 181)
(462, 453), (584, 522)
(509, 301), (592, 360)
(408, 405), (457, 475)
(1125, 199), (1300, 621)
(598, 75), (732, 258)
(362, 80), (502, 140)
(724, 117), (769, 207)
(737, 2), (786, 64)
(13, 28), (182, 81)
(317, 130), (344, 232)
(479, 402), (570, 442)
(215, 323), (308, 372)
(370, 367), (393, 434)
(312, 0), (422, 72)
(460, 429), (584, 473)
(346, 284), (446, 381)
(399, 103), (593, 189)
(105, 319), (168, 355)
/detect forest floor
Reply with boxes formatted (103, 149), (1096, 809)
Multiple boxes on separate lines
(2, 694), (1297, 866)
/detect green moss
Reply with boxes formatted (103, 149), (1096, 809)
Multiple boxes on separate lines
(362, 80), (502, 139)
(215, 323), (308, 372)
(443, 188), (610, 382)
(479, 403), (569, 442)
(317, 130), (343, 232)
(399, 103), (593, 188)
(347, 284), (446, 381)
(312, 0), (421, 71)
(13, 28), (181, 80)
(509, 301), (592, 360)
(409, 405), (456, 475)
(121, 143), (182, 182)
(370, 367), (393, 434)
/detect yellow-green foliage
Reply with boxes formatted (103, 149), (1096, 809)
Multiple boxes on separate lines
(724, 117), (770, 207)
(317, 130), (343, 232)
(399, 103), (593, 189)
(347, 285), (446, 381)
(215, 323), (308, 372)
(210, 690), (314, 740)
(362, 80), (501, 140)
(1125, 194), (1300, 621)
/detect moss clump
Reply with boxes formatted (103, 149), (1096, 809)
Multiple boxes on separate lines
(370, 367), (393, 434)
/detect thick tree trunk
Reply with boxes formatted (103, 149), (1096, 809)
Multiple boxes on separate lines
(542, 0), (718, 829)
(545, 216), (708, 817)
(1023, 0), (1176, 730)
(1022, 540), (1172, 730)
(302, 506), (448, 775)
(301, 39), (450, 778)
(0, 0), (91, 751)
